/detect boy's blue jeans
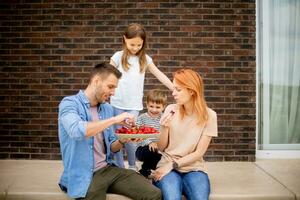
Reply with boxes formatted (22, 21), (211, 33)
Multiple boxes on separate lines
(112, 107), (139, 168)
(154, 170), (210, 200)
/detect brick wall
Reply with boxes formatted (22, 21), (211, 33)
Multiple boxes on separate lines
(0, 0), (256, 161)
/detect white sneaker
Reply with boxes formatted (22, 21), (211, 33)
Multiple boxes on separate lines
(148, 170), (155, 179)
(128, 165), (138, 171)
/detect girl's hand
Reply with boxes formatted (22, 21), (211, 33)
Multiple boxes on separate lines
(149, 142), (158, 152)
(153, 162), (173, 181)
(159, 110), (175, 127)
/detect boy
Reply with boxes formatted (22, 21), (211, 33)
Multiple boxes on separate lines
(135, 89), (167, 178)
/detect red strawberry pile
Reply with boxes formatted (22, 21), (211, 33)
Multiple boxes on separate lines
(115, 126), (158, 134)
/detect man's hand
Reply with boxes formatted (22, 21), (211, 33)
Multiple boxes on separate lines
(114, 112), (135, 127)
(112, 137), (134, 153)
(118, 138), (143, 144)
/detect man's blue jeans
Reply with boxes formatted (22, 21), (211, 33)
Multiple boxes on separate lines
(154, 170), (210, 200)
(112, 107), (139, 168)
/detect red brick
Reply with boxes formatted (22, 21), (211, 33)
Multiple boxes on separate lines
(0, 1), (256, 161)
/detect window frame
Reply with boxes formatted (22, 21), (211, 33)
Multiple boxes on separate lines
(255, 0), (300, 159)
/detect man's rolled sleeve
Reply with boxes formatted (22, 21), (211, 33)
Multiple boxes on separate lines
(59, 99), (87, 140)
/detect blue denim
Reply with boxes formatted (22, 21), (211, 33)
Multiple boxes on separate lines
(58, 90), (119, 198)
(154, 170), (210, 200)
(112, 107), (139, 168)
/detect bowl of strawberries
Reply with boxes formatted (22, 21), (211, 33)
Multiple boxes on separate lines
(115, 126), (160, 139)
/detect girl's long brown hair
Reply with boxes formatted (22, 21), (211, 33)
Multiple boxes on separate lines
(122, 23), (147, 73)
(173, 69), (208, 125)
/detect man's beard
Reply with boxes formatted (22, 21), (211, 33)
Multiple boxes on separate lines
(105, 96), (111, 102)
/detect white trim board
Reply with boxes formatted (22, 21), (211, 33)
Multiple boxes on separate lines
(256, 150), (300, 159)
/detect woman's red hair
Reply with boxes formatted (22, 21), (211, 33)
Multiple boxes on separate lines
(173, 68), (208, 125)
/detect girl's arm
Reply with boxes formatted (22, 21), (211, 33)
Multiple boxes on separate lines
(174, 135), (212, 167)
(148, 63), (173, 91)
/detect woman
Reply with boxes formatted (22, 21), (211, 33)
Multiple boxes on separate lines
(153, 68), (218, 200)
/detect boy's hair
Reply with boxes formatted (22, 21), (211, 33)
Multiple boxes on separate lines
(146, 89), (168, 106)
(89, 62), (122, 83)
(122, 23), (147, 73)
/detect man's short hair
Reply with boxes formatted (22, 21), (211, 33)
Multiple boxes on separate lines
(90, 62), (122, 82)
(146, 89), (168, 106)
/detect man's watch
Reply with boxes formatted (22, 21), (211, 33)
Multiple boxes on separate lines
(172, 161), (179, 169)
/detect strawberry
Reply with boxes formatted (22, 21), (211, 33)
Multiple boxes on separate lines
(115, 126), (159, 134)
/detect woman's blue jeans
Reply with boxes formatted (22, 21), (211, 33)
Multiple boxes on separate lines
(154, 170), (210, 200)
(112, 107), (139, 168)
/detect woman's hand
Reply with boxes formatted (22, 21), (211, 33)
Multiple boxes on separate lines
(159, 110), (175, 127)
(153, 162), (173, 181)
(148, 142), (158, 152)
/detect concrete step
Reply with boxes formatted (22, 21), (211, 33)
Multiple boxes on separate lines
(0, 160), (299, 200)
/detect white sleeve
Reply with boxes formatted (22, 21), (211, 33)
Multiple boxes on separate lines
(146, 54), (154, 66)
(111, 51), (122, 67)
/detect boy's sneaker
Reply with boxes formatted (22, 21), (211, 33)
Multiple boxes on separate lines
(128, 165), (138, 171)
(147, 170), (155, 179)
(138, 169), (151, 177)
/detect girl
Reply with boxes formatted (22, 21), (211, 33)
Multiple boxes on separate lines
(109, 23), (173, 169)
(153, 68), (218, 200)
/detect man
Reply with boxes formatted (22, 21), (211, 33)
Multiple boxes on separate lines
(58, 62), (161, 200)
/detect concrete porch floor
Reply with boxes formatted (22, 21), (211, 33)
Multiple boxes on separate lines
(0, 159), (299, 200)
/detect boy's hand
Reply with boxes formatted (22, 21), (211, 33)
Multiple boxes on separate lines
(149, 142), (158, 152)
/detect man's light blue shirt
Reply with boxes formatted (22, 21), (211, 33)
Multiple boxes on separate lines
(58, 90), (118, 198)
